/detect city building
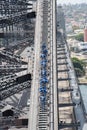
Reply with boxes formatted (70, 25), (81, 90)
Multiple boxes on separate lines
(77, 42), (87, 51)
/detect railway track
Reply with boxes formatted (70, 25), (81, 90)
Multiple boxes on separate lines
(57, 32), (80, 130)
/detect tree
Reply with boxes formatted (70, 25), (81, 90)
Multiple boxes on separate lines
(75, 68), (85, 77)
(72, 57), (85, 77)
(75, 33), (84, 42)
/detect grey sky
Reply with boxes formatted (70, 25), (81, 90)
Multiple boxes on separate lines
(57, 0), (87, 4)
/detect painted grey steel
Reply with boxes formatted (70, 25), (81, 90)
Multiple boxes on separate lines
(29, 0), (58, 129)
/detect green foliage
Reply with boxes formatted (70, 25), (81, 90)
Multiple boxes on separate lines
(72, 57), (86, 66)
(72, 57), (85, 77)
(75, 68), (85, 77)
(75, 33), (84, 42)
